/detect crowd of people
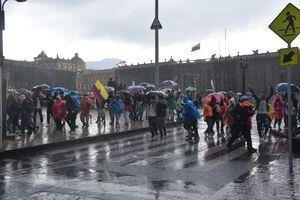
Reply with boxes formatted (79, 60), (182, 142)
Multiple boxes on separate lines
(5, 83), (300, 154)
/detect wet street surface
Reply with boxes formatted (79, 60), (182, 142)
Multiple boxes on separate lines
(0, 123), (299, 200)
(3, 110), (152, 151)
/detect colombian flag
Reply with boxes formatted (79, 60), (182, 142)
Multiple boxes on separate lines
(91, 80), (108, 107)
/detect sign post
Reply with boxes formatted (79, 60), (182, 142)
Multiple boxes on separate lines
(269, 3), (300, 169)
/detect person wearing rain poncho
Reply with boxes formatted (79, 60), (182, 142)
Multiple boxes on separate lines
(108, 95), (124, 128)
(80, 94), (94, 128)
(66, 91), (80, 132)
(182, 96), (200, 141)
(52, 95), (67, 131)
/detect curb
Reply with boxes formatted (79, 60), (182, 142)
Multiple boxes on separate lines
(0, 121), (183, 158)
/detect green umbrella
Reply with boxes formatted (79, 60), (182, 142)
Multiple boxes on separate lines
(185, 87), (196, 92)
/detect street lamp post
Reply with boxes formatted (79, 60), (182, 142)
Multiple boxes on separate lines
(240, 59), (248, 94)
(150, 0), (162, 88)
(0, 0), (27, 148)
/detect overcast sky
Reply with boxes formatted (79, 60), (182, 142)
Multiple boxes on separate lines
(3, 0), (300, 64)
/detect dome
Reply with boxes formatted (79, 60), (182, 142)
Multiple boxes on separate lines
(71, 53), (85, 64)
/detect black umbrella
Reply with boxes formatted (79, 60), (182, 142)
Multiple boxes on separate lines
(146, 90), (167, 98)
(32, 84), (50, 91)
(116, 90), (134, 96)
(275, 83), (300, 94)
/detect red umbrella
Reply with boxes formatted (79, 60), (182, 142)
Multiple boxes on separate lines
(204, 92), (225, 103)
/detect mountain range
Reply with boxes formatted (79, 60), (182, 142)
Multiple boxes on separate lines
(86, 58), (123, 70)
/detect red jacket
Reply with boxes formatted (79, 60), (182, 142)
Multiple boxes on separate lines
(52, 99), (67, 121)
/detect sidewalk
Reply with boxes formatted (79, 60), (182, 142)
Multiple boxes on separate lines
(2, 110), (181, 155)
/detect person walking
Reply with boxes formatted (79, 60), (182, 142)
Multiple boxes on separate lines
(108, 95), (124, 128)
(272, 95), (285, 131)
(66, 92), (80, 132)
(156, 96), (167, 137)
(7, 92), (22, 134)
(80, 94), (94, 128)
(249, 84), (273, 140)
(123, 93), (132, 126)
(45, 93), (54, 126)
(182, 96), (200, 141)
(20, 92), (37, 135)
(167, 90), (177, 121)
(52, 95), (67, 131)
(95, 101), (106, 126)
(203, 98), (214, 137)
(148, 96), (158, 138)
(227, 96), (257, 153)
(32, 90), (44, 125)
(107, 91), (115, 126)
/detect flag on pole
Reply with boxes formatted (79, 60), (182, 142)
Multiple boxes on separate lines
(191, 43), (200, 52)
(91, 80), (108, 107)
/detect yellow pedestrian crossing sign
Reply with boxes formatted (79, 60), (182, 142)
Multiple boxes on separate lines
(269, 3), (300, 44)
(279, 47), (299, 67)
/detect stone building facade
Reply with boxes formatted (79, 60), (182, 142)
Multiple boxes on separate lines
(76, 69), (116, 94)
(34, 51), (86, 72)
(116, 51), (300, 94)
(5, 51), (86, 90)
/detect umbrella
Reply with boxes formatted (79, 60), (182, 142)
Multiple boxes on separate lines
(139, 82), (151, 87)
(185, 87), (197, 92)
(275, 83), (300, 94)
(204, 89), (214, 96)
(146, 90), (167, 98)
(17, 88), (30, 95)
(105, 86), (115, 93)
(51, 87), (69, 97)
(160, 80), (178, 90)
(204, 92), (225, 103)
(32, 84), (50, 91)
(145, 84), (156, 91)
(117, 90), (134, 97)
(127, 86), (146, 95)
(226, 91), (236, 98)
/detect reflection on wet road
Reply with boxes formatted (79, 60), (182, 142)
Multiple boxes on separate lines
(0, 126), (298, 199)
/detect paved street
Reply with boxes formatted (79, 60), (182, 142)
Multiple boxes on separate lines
(3, 109), (151, 151)
(0, 122), (299, 200)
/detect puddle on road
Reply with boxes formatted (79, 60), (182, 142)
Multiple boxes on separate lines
(30, 192), (99, 200)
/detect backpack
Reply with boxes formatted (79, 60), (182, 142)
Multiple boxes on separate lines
(224, 104), (240, 127)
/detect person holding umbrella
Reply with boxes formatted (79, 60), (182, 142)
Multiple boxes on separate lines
(156, 96), (167, 137)
(182, 96), (200, 141)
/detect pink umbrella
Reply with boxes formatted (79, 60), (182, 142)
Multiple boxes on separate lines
(204, 92), (225, 103)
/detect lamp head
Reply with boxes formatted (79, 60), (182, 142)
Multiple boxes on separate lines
(15, 0), (27, 2)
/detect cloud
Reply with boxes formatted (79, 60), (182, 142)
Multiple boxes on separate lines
(9, 0), (287, 46)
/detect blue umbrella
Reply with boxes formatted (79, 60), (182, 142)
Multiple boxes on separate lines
(51, 87), (69, 97)
(275, 83), (300, 94)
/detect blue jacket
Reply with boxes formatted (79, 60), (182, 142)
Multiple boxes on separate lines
(109, 99), (124, 114)
(182, 96), (200, 120)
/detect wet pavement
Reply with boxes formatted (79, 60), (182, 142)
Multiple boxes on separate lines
(0, 120), (298, 200)
(3, 109), (153, 151)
